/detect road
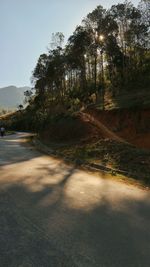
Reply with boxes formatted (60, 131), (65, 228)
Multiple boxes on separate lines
(0, 133), (150, 267)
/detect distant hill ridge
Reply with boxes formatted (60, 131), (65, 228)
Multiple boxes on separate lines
(0, 85), (31, 108)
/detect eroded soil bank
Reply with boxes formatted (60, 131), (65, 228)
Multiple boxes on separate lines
(85, 107), (150, 150)
(39, 108), (150, 185)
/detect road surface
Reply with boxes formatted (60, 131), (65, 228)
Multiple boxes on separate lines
(0, 133), (150, 267)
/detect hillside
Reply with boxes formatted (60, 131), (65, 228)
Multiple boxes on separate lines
(84, 107), (150, 150)
(38, 108), (150, 183)
(1, 105), (150, 185)
(0, 86), (30, 108)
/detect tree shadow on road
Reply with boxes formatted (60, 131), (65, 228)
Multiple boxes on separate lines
(0, 159), (150, 267)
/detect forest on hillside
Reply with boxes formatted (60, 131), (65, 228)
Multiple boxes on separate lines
(7, 0), (150, 131)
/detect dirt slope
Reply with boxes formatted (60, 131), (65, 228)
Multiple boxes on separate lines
(85, 107), (150, 150)
(78, 112), (124, 143)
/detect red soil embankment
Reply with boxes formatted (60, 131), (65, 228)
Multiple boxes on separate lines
(86, 108), (150, 150)
(78, 112), (124, 143)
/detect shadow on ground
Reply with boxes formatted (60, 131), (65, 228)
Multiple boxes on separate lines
(0, 158), (150, 267)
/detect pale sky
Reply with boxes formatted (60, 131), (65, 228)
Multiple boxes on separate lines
(0, 0), (139, 88)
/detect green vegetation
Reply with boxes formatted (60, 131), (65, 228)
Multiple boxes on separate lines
(30, 0), (149, 115)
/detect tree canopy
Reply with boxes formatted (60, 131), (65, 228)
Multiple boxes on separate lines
(26, 0), (149, 129)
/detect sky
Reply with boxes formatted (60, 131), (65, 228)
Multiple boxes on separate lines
(0, 0), (139, 88)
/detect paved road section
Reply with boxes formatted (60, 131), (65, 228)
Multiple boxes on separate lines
(0, 133), (150, 267)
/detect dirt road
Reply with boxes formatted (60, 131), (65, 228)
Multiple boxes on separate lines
(0, 133), (150, 267)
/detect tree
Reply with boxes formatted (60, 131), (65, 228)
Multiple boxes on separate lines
(18, 104), (24, 111)
(50, 32), (65, 49)
(24, 90), (33, 104)
(29, 1), (150, 119)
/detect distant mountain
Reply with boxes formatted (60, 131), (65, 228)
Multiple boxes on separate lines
(0, 86), (31, 108)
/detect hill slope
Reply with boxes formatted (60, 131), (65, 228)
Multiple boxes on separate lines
(0, 86), (30, 108)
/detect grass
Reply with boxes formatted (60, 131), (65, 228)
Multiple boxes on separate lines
(44, 139), (150, 185)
